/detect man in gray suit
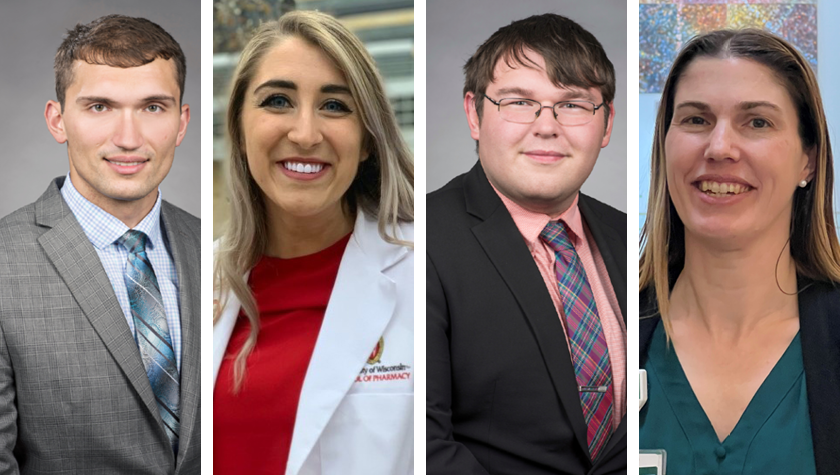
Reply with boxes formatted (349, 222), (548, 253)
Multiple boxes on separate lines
(0, 15), (200, 474)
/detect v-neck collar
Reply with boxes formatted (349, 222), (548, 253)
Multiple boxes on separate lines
(649, 322), (804, 466)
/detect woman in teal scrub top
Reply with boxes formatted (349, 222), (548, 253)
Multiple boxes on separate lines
(639, 29), (840, 474)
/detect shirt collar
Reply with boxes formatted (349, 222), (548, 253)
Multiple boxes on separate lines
(60, 173), (164, 250)
(490, 185), (585, 248)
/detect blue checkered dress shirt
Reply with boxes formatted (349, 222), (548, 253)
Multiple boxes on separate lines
(61, 174), (182, 371)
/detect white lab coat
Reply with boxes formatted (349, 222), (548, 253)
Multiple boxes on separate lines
(213, 213), (414, 475)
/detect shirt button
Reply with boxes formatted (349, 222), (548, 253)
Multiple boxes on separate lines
(714, 446), (726, 459)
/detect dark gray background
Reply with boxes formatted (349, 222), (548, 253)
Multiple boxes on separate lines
(0, 1), (201, 218)
(427, 0), (627, 212)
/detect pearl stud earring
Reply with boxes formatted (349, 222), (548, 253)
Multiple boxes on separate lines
(799, 180), (808, 188)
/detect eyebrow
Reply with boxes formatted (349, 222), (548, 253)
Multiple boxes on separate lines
(75, 95), (176, 106)
(675, 100), (782, 112)
(254, 79), (296, 94)
(495, 87), (535, 98)
(321, 84), (351, 95)
(494, 87), (595, 102)
(253, 79), (351, 95)
(555, 89), (596, 101)
(674, 101), (710, 112)
(739, 101), (782, 112)
(141, 95), (177, 105)
(76, 96), (117, 107)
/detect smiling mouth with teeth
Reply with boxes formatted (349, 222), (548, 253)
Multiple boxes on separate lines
(283, 161), (325, 174)
(697, 180), (752, 197)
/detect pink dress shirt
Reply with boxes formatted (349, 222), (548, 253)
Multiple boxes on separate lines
(493, 189), (627, 430)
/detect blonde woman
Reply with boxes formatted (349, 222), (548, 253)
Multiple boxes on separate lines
(639, 29), (840, 474)
(212, 11), (414, 475)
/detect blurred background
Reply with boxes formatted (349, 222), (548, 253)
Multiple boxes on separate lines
(637, 0), (840, 234)
(213, 0), (414, 238)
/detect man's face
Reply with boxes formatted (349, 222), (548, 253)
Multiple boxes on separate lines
(464, 50), (614, 216)
(45, 58), (189, 215)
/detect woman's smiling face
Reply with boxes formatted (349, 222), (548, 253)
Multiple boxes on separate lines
(665, 57), (814, 244)
(241, 36), (366, 222)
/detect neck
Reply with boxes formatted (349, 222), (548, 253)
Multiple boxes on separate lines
(69, 171), (156, 228)
(265, 202), (354, 259)
(671, 229), (799, 337)
(487, 176), (577, 217)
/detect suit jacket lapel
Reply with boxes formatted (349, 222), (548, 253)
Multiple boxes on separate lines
(160, 203), (201, 468)
(464, 164), (590, 457)
(35, 179), (161, 426)
(798, 279), (840, 475)
(578, 195), (626, 321)
(286, 213), (406, 475)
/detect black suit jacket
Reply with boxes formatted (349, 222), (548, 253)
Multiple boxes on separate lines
(427, 162), (627, 475)
(640, 278), (840, 474)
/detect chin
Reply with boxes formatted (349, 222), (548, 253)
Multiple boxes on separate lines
(522, 185), (576, 204)
(684, 220), (748, 242)
(105, 182), (156, 199)
(276, 198), (333, 219)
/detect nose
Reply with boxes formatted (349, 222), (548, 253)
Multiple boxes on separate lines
(531, 105), (561, 137)
(287, 109), (323, 149)
(705, 121), (740, 162)
(112, 110), (144, 150)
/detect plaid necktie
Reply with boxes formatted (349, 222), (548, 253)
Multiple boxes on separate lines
(540, 221), (613, 459)
(118, 230), (180, 454)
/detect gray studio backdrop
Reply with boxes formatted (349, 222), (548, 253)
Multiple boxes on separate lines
(427, 0), (627, 212)
(0, 1), (201, 218)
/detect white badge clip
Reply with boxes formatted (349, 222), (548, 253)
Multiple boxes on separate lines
(640, 450), (666, 474)
(639, 369), (648, 411)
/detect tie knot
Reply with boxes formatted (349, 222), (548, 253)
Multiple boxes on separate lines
(118, 229), (149, 254)
(540, 220), (574, 252)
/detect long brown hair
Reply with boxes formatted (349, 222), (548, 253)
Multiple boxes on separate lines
(639, 29), (840, 328)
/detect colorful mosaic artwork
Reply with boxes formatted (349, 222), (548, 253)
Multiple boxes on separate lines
(640, 1), (817, 93)
(641, 0), (816, 3)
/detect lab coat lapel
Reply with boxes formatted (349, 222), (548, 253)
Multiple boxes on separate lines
(212, 270), (249, 386)
(285, 214), (404, 475)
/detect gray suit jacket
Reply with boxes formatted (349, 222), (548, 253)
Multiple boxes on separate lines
(0, 177), (201, 474)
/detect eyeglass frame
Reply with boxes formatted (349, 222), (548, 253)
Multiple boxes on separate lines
(481, 94), (606, 125)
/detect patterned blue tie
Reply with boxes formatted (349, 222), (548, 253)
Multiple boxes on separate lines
(118, 230), (180, 454)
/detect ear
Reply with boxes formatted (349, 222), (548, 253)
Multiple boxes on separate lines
(361, 133), (372, 162)
(44, 100), (67, 144)
(600, 102), (615, 148)
(464, 92), (481, 141)
(175, 103), (191, 146)
(801, 146), (817, 183)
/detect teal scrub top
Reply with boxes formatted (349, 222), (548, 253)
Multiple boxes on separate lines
(640, 322), (816, 475)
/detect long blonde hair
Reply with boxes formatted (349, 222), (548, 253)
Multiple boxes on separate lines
(639, 29), (840, 330)
(214, 11), (414, 389)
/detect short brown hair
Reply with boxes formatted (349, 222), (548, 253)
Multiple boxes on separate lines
(463, 13), (615, 119)
(54, 14), (186, 108)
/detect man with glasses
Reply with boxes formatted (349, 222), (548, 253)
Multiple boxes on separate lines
(427, 14), (626, 474)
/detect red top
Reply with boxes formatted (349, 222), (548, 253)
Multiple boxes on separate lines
(214, 234), (351, 475)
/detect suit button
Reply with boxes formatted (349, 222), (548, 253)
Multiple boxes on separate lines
(714, 446), (726, 460)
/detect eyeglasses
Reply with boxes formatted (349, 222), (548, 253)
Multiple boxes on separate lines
(482, 95), (606, 126)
